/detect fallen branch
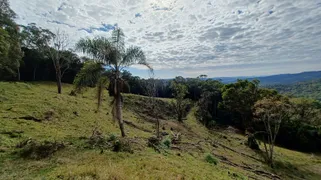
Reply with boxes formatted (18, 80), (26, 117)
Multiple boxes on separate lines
(19, 116), (42, 122)
(171, 145), (182, 150)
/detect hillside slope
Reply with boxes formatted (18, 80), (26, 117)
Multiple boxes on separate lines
(1, 82), (321, 179)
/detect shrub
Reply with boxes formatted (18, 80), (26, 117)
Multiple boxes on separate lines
(247, 134), (260, 150)
(147, 136), (160, 147)
(161, 136), (171, 149)
(205, 154), (219, 165)
(112, 138), (133, 153)
(17, 139), (65, 159)
(108, 134), (117, 141)
(87, 129), (109, 149)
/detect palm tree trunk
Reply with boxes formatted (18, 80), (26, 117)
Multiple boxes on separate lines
(115, 74), (125, 137)
(116, 93), (125, 137)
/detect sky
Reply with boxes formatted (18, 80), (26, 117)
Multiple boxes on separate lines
(10, 0), (321, 79)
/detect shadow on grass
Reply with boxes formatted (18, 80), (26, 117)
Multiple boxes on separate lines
(272, 160), (318, 180)
(251, 149), (319, 179)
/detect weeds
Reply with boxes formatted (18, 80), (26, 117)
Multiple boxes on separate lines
(205, 154), (219, 165)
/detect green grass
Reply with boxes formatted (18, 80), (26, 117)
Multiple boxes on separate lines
(1, 82), (321, 179)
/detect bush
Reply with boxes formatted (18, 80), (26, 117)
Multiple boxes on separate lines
(87, 129), (109, 149)
(205, 154), (219, 165)
(86, 130), (132, 153)
(161, 136), (171, 149)
(17, 139), (65, 159)
(108, 134), (117, 141)
(147, 136), (160, 147)
(112, 138), (133, 153)
(247, 134), (260, 150)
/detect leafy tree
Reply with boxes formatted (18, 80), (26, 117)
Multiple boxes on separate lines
(220, 79), (260, 129)
(0, 28), (9, 57)
(76, 28), (152, 137)
(0, 28), (12, 78)
(46, 29), (73, 94)
(291, 98), (321, 126)
(170, 77), (190, 122)
(196, 91), (222, 128)
(7, 32), (23, 80)
(20, 23), (54, 80)
(253, 97), (290, 167)
(0, 0), (23, 80)
(0, 0), (15, 27)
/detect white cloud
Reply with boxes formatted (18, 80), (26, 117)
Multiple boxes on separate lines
(10, 0), (321, 77)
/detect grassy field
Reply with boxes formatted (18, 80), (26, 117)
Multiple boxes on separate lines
(0, 82), (321, 179)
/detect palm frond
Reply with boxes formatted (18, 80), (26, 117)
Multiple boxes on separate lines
(111, 28), (125, 54)
(76, 37), (113, 63)
(121, 46), (153, 72)
(73, 61), (104, 92)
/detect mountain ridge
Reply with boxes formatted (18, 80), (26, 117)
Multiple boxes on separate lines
(211, 71), (321, 85)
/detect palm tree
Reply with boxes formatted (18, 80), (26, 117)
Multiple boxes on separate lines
(75, 28), (153, 137)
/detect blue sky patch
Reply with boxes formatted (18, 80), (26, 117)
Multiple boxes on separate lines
(78, 23), (116, 33)
(135, 13), (142, 18)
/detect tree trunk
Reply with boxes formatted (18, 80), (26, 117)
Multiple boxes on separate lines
(116, 93), (125, 137)
(56, 67), (62, 94)
(17, 67), (20, 81)
(156, 118), (160, 138)
(33, 67), (37, 81)
(57, 75), (62, 94)
(115, 74), (125, 137)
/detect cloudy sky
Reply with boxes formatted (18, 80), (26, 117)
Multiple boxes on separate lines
(10, 0), (321, 78)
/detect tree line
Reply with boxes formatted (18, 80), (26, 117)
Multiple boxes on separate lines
(1, 1), (83, 91)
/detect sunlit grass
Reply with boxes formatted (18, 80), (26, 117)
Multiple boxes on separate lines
(0, 82), (320, 179)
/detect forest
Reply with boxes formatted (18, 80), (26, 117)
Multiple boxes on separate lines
(267, 79), (321, 101)
(1, 0), (321, 179)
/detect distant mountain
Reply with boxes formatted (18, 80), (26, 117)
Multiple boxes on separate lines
(213, 71), (321, 85)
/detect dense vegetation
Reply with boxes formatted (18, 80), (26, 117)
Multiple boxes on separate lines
(267, 78), (321, 101)
(1, 1), (321, 179)
(0, 0), (83, 91)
